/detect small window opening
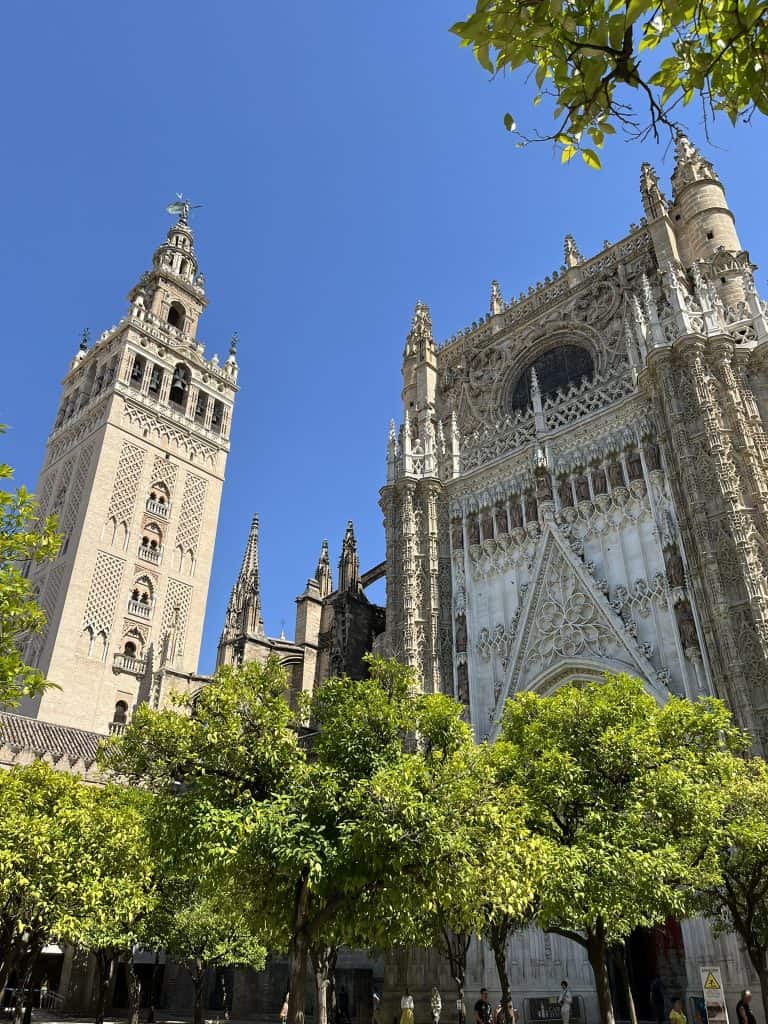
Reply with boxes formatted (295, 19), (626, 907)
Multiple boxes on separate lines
(169, 364), (190, 409)
(167, 302), (186, 330)
(113, 700), (128, 725)
(148, 365), (162, 396)
(123, 641), (137, 658)
(195, 392), (208, 424)
(130, 356), (145, 388)
(211, 400), (224, 433)
(706, 231), (714, 240)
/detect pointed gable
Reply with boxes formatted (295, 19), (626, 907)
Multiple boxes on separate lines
(502, 523), (670, 704)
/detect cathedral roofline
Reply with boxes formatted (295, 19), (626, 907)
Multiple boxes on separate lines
(438, 220), (650, 353)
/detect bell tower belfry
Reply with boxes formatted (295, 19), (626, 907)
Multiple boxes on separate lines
(23, 203), (238, 733)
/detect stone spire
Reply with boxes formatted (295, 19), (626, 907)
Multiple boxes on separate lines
(639, 162), (668, 220)
(222, 513), (264, 641)
(563, 234), (583, 268)
(315, 539), (332, 598)
(404, 301), (434, 361)
(338, 521), (362, 594)
(671, 132), (719, 198)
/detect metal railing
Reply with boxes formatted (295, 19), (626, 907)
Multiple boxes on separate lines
(138, 544), (162, 565)
(146, 498), (170, 518)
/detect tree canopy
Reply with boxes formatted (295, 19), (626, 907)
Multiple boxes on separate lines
(102, 656), (536, 1024)
(0, 432), (60, 706)
(451, 0), (768, 167)
(697, 756), (768, 1013)
(495, 675), (747, 1024)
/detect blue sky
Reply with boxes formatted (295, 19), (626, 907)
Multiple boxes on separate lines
(1, 1), (766, 672)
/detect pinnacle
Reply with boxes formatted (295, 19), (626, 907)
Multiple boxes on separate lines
(563, 234), (583, 269)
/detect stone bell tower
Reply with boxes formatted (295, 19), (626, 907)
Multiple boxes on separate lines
(23, 201), (238, 733)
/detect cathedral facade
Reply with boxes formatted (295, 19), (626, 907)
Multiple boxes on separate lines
(2, 136), (768, 1021)
(381, 134), (768, 751)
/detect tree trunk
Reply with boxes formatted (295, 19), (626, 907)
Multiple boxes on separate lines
(613, 943), (637, 1024)
(192, 961), (204, 1024)
(585, 924), (615, 1024)
(94, 950), (116, 1024)
(287, 872), (311, 1024)
(13, 937), (43, 1024)
(310, 945), (338, 1024)
(489, 919), (513, 1024)
(744, 945), (768, 1024)
(125, 953), (142, 1024)
(146, 952), (162, 1024)
(0, 919), (21, 996)
(440, 928), (470, 1024)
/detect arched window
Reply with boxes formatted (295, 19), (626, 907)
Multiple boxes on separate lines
(167, 302), (186, 331)
(113, 700), (128, 726)
(169, 364), (190, 411)
(130, 355), (145, 389)
(148, 482), (169, 505)
(509, 345), (594, 413)
(123, 641), (137, 658)
(211, 399), (224, 434)
(148, 364), (163, 396)
(129, 576), (154, 610)
(141, 523), (163, 550)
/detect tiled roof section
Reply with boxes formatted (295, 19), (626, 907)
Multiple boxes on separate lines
(0, 712), (102, 765)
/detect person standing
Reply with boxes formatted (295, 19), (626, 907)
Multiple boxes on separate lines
(431, 988), (442, 1024)
(558, 982), (573, 1024)
(736, 990), (757, 1024)
(401, 990), (414, 1024)
(372, 991), (382, 1024)
(475, 988), (493, 1024)
(280, 992), (290, 1024)
(669, 997), (687, 1024)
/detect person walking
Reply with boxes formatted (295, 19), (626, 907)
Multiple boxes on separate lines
(475, 989), (493, 1024)
(669, 997), (687, 1024)
(736, 991), (757, 1024)
(558, 982), (573, 1024)
(280, 992), (290, 1024)
(372, 990), (382, 1024)
(431, 988), (442, 1024)
(400, 989), (415, 1024)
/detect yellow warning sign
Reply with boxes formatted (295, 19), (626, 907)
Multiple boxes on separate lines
(704, 972), (722, 990)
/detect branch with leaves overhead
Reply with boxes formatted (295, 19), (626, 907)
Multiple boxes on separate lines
(451, 0), (768, 167)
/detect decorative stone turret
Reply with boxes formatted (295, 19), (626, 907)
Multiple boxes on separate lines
(315, 539), (332, 598)
(639, 163), (668, 221)
(490, 280), (504, 315)
(338, 521), (362, 595)
(668, 132), (743, 302)
(563, 234), (583, 268)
